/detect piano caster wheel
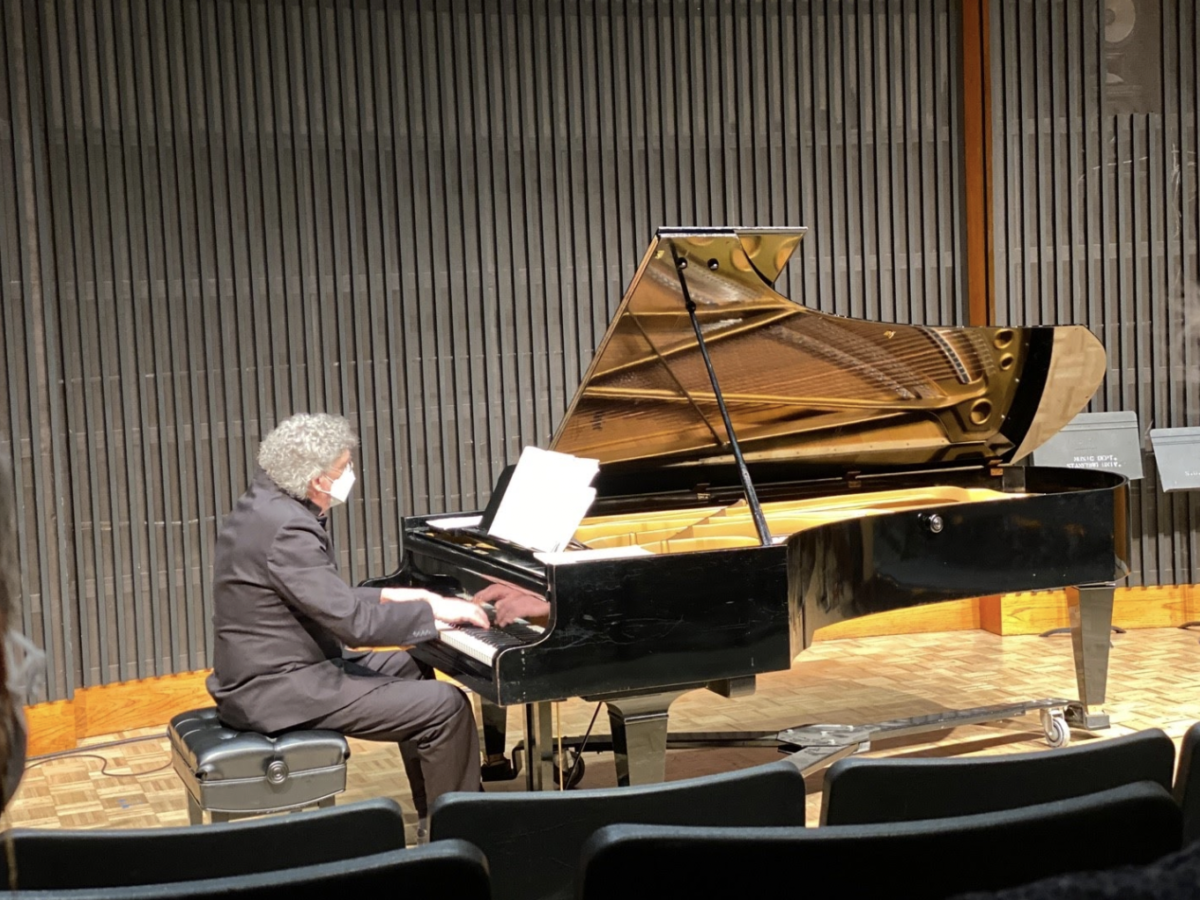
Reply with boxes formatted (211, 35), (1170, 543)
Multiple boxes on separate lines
(553, 755), (586, 790)
(1041, 708), (1070, 749)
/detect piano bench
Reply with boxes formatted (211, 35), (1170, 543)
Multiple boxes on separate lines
(168, 707), (350, 825)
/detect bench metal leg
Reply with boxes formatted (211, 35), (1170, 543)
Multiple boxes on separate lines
(186, 792), (204, 826)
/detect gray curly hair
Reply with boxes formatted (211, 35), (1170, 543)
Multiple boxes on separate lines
(257, 413), (358, 499)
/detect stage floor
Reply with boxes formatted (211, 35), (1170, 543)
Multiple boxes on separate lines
(7, 626), (1200, 845)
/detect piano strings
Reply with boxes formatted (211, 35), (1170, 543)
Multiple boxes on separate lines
(573, 486), (1026, 554)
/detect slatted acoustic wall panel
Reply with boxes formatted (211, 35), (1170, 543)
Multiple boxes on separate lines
(0, 0), (965, 700)
(991, 0), (1200, 588)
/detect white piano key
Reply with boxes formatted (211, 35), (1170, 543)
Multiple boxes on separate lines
(438, 620), (545, 665)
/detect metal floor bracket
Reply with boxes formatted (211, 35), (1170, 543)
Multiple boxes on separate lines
(775, 698), (1081, 776)
(513, 696), (1098, 786)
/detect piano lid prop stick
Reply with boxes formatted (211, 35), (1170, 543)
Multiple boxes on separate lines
(670, 242), (773, 548)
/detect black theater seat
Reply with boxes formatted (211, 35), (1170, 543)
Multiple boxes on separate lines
(429, 757), (809, 900)
(1175, 721), (1200, 845)
(0, 798), (408, 890)
(579, 782), (1183, 900)
(0, 841), (491, 899)
(820, 727), (1176, 825)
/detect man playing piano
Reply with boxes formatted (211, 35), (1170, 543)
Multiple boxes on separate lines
(206, 413), (489, 837)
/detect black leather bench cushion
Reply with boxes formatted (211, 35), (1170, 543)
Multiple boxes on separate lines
(169, 708), (349, 781)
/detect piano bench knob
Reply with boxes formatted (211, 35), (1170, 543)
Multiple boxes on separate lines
(266, 760), (289, 785)
(921, 513), (945, 534)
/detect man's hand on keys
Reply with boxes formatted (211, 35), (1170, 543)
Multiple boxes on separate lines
(428, 596), (491, 629)
(381, 587), (490, 630)
(473, 582), (551, 628)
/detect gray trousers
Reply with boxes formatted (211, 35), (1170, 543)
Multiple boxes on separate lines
(300, 649), (480, 818)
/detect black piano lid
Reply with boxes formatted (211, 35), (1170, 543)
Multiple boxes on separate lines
(549, 227), (1107, 478)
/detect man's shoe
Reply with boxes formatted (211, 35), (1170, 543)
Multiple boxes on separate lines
(482, 755), (517, 782)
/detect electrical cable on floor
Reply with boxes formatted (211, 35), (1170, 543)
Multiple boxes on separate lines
(23, 754), (174, 778)
(22, 729), (172, 778)
(27, 730), (169, 762)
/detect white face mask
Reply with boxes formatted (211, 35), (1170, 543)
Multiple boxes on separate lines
(319, 464), (356, 507)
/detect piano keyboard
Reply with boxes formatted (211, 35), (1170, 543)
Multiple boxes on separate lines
(438, 620), (545, 665)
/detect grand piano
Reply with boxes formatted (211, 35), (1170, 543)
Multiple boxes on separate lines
(366, 227), (1130, 790)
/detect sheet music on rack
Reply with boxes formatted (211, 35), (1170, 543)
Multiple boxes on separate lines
(485, 446), (600, 553)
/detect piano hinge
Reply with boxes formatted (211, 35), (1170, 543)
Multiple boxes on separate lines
(693, 482), (713, 502)
(844, 470), (862, 490)
(1000, 464), (1027, 492)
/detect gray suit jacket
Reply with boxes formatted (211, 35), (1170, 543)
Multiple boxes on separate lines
(207, 469), (437, 733)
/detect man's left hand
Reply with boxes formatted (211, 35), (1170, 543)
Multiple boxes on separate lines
(427, 596), (491, 630)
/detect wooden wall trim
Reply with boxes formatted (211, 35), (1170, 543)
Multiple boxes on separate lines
(25, 671), (212, 758)
(813, 598), (982, 641)
(980, 586), (1199, 636)
(814, 585), (1196, 642)
(961, 0), (994, 326)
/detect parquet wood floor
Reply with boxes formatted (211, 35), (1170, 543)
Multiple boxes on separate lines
(6, 626), (1199, 846)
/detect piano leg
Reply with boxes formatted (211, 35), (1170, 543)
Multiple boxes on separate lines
(605, 690), (691, 787)
(523, 701), (556, 791)
(475, 697), (518, 782)
(1066, 582), (1115, 731)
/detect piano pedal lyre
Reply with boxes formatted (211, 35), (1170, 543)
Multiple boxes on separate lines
(471, 694), (586, 788)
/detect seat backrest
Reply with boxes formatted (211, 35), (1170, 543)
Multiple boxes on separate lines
(0, 798), (407, 890)
(0, 840), (490, 900)
(580, 781), (1183, 900)
(821, 727), (1176, 825)
(1175, 721), (1200, 845)
(429, 758), (808, 900)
